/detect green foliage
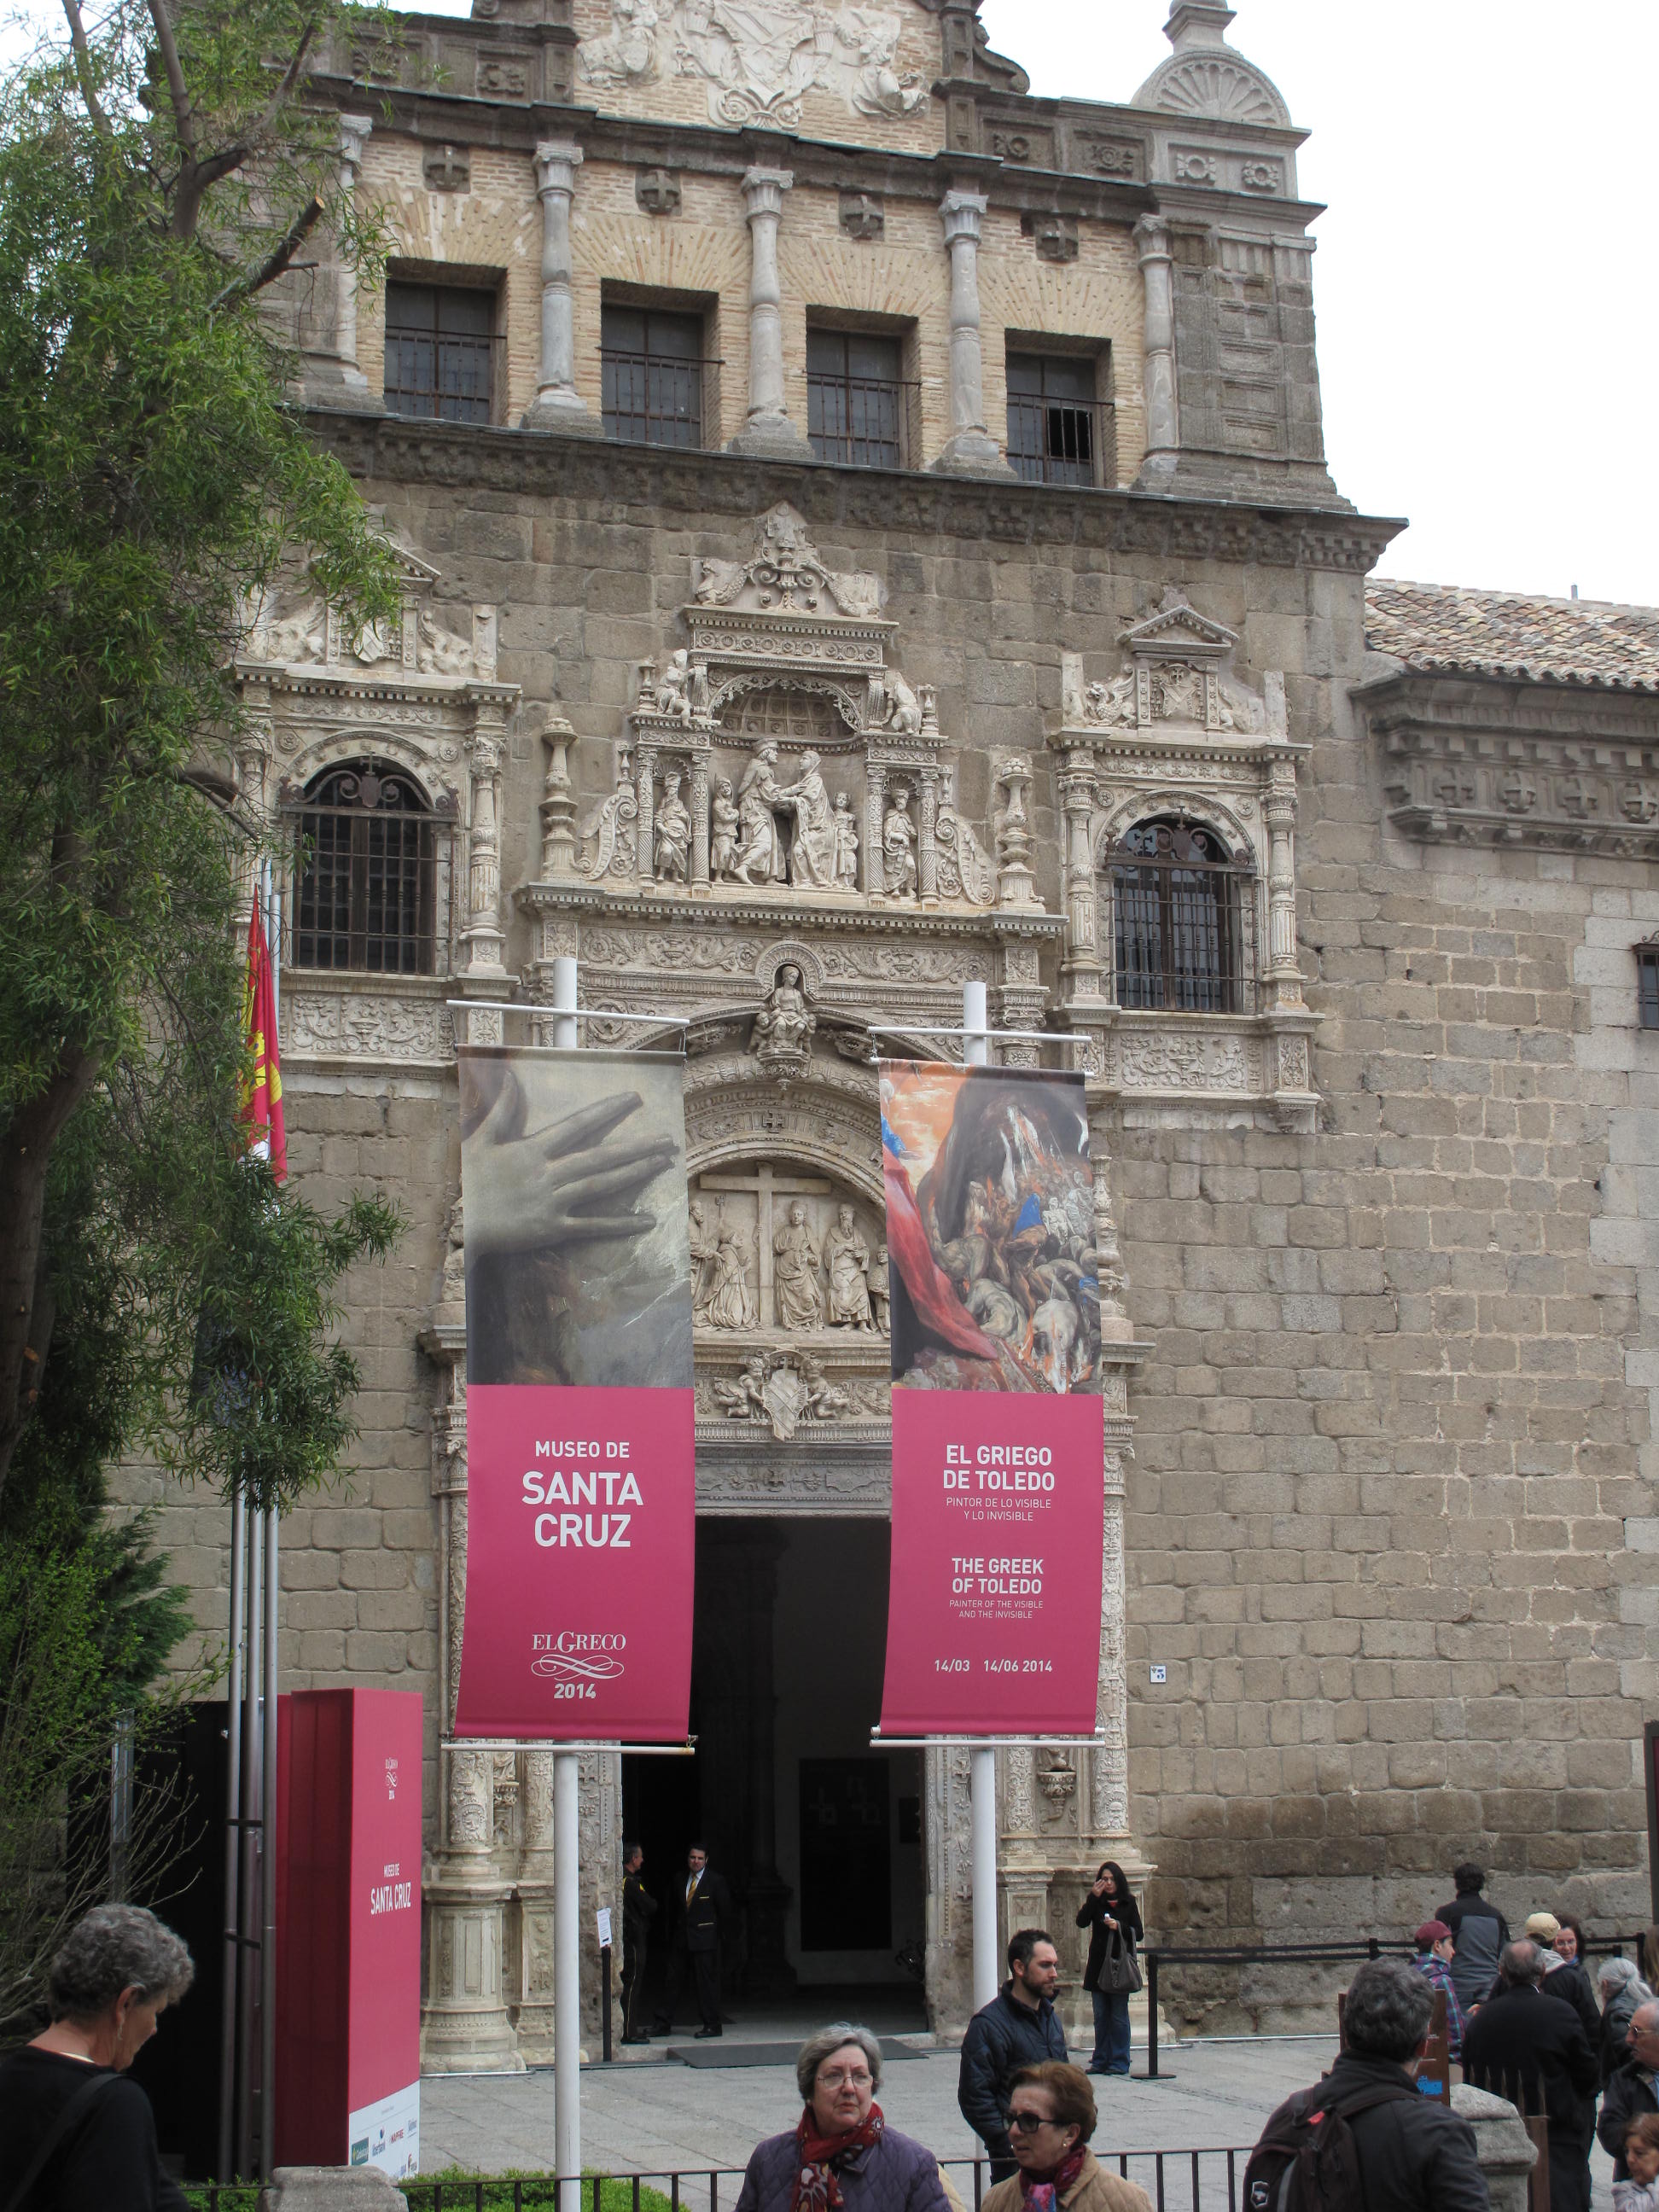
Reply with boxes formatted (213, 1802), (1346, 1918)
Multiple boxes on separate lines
(185, 2172), (684, 2209)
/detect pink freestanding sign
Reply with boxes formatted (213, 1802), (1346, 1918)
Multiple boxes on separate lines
(452, 1045), (697, 1743)
(275, 1688), (422, 2180)
(877, 1061), (1106, 1735)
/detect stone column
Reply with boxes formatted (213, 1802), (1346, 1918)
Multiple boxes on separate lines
(934, 192), (1012, 477)
(864, 761), (888, 899)
(512, 1749), (558, 2064)
(1133, 215), (1179, 477)
(460, 722), (507, 978)
(304, 116), (376, 409)
(690, 746), (712, 889)
(1264, 783), (1302, 1010)
(728, 169), (813, 459)
(539, 709), (579, 878)
(917, 767), (940, 903)
(635, 746), (657, 886)
(1058, 757), (1103, 998)
(523, 140), (602, 435)
(421, 1342), (522, 2073)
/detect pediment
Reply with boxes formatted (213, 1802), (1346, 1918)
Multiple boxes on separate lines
(1120, 588), (1237, 661)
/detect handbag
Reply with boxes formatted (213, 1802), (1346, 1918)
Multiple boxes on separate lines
(1098, 1924), (1143, 1995)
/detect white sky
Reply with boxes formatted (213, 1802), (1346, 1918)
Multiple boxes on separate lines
(8, 0), (1656, 602)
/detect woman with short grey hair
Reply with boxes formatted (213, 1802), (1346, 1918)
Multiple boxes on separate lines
(0, 1902), (194, 2210)
(735, 2023), (949, 2212)
(1601, 1956), (1657, 2087)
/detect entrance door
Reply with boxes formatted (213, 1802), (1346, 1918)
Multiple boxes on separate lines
(623, 1516), (926, 2027)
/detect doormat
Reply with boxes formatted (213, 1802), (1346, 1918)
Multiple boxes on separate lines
(667, 2037), (928, 2069)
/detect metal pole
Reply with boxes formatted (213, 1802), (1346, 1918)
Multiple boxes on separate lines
(259, 868), (281, 2180)
(218, 1491), (247, 2181)
(962, 983), (998, 2011)
(236, 1505), (264, 2180)
(552, 950), (580, 2212)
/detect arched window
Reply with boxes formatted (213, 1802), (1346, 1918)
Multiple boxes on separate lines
(1109, 816), (1254, 1014)
(289, 760), (439, 975)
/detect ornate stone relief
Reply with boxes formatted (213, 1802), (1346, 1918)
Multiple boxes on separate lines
(1372, 710), (1659, 859)
(1052, 587), (1317, 1134)
(579, 1), (927, 126)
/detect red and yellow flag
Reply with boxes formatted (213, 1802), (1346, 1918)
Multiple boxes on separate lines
(241, 903), (287, 1182)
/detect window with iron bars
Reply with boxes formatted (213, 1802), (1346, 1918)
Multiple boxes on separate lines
(1639, 944), (1659, 1030)
(1109, 817), (1255, 1015)
(1006, 352), (1105, 487)
(806, 328), (907, 469)
(601, 306), (705, 447)
(382, 281), (496, 423)
(288, 761), (446, 976)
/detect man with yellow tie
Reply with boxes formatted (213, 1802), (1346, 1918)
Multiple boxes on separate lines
(653, 1842), (733, 2040)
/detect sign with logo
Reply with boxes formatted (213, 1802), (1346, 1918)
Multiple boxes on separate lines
(876, 1061), (1106, 1734)
(453, 1046), (696, 1742)
(276, 1689), (422, 2179)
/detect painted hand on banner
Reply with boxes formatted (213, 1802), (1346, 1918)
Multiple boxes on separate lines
(464, 1066), (679, 1260)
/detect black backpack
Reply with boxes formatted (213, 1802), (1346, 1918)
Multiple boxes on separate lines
(1243, 2077), (1419, 2212)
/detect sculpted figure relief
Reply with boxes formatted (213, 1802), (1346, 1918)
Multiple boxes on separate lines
(781, 748), (835, 888)
(749, 963), (817, 1075)
(654, 769), (692, 882)
(881, 669), (923, 735)
(579, 0), (660, 86)
(867, 1241), (890, 1333)
(704, 1212), (759, 1330)
(712, 1351), (769, 1421)
(710, 777), (741, 881)
(582, 3), (923, 129)
(832, 790), (859, 888)
(734, 742), (788, 884)
(773, 1200), (823, 1330)
(652, 649), (696, 722)
(687, 1196), (717, 1319)
(692, 504), (882, 620)
(1083, 666), (1137, 728)
(882, 782), (917, 901)
(823, 1203), (874, 1331)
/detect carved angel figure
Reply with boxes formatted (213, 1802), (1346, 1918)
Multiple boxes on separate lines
(832, 790), (859, 889)
(882, 783), (917, 901)
(713, 1352), (769, 1421)
(579, 0), (660, 86)
(419, 611), (473, 677)
(799, 1353), (852, 1421)
(654, 769), (691, 882)
(710, 776), (741, 881)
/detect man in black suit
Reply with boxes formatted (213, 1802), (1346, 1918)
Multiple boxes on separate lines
(651, 1842), (732, 2039)
(620, 1840), (656, 2045)
(1464, 1940), (1600, 2212)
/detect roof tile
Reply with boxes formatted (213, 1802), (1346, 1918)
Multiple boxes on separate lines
(1364, 580), (1659, 694)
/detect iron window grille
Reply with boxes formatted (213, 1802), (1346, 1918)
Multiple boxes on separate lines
(601, 306), (707, 448)
(806, 329), (911, 469)
(1109, 818), (1256, 1015)
(286, 761), (452, 976)
(1639, 945), (1659, 1030)
(382, 281), (498, 424)
(1006, 351), (1111, 487)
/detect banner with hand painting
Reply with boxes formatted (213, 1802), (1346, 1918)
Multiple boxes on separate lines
(876, 1061), (1105, 1735)
(452, 1045), (696, 1742)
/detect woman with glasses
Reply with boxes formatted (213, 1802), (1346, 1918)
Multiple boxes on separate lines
(1075, 1862), (1143, 2078)
(733, 2024), (950, 2212)
(983, 2062), (1150, 2212)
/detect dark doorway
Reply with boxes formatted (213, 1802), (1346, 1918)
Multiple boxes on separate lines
(800, 1759), (891, 1951)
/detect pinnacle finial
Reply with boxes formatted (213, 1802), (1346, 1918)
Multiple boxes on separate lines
(1165, 1), (1236, 50)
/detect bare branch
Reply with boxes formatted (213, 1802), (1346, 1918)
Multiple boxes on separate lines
(246, 16), (321, 154)
(59, 0), (112, 138)
(145, 0), (198, 162)
(211, 194), (324, 307)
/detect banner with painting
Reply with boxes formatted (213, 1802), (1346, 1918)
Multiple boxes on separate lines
(876, 1060), (1106, 1735)
(452, 1045), (696, 1741)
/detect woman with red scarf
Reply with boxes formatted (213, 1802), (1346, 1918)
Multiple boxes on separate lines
(981, 2064), (1150, 2212)
(733, 2026), (950, 2212)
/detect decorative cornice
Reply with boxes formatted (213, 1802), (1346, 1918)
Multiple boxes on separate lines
(309, 410), (1404, 575)
(516, 880), (1066, 942)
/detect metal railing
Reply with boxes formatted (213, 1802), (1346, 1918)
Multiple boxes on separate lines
(1006, 395), (1116, 487)
(383, 329), (503, 425)
(806, 372), (918, 470)
(601, 350), (718, 450)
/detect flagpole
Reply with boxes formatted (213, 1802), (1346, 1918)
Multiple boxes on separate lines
(961, 980), (999, 2015)
(550, 955), (581, 2212)
(259, 862), (282, 2180)
(218, 1487), (247, 2182)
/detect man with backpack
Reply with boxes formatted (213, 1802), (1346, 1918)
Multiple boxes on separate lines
(1244, 1960), (1487, 2212)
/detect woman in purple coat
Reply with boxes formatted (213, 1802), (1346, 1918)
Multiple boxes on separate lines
(735, 2025), (951, 2212)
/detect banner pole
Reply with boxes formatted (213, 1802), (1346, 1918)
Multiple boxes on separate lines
(960, 983), (1000, 2011)
(259, 867), (281, 2180)
(218, 1490), (247, 2182)
(551, 950), (580, 2212)
(236, 1502), (264, 2178)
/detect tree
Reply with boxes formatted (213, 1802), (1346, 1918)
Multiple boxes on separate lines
(0, 0), (404, 1491)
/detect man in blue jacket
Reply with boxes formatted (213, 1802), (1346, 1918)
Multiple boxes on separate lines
(958, 1929), (1068, 2182)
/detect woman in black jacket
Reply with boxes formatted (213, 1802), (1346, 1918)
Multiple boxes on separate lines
(1075, 1861), (1143, 2078)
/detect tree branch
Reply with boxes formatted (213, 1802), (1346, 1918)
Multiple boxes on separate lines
(211, 194), (324, 307)
(145, 0), (198, 162)
(59, 0), (112, 138)
(246, 16), (320, 154)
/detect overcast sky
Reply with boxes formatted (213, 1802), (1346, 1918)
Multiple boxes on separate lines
(9, 0), (1656, 602)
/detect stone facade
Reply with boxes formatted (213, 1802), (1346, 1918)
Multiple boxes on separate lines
(121, 0), (1659, 2064)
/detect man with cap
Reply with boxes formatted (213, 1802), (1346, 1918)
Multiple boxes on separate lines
(1411, 1921), (1469, 2059)
(1527, 1912), (1603, 2051)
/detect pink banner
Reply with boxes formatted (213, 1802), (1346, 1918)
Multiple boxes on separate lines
(453, 1382), (696, 1741)
(877, 1061), (1105, 1735)
(454, 1046), (696, 1742)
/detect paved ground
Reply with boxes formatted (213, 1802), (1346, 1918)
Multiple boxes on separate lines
(422, 2026), (1619, 2209)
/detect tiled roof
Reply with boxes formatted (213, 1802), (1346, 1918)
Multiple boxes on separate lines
(1364, 579), (1659, 694)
